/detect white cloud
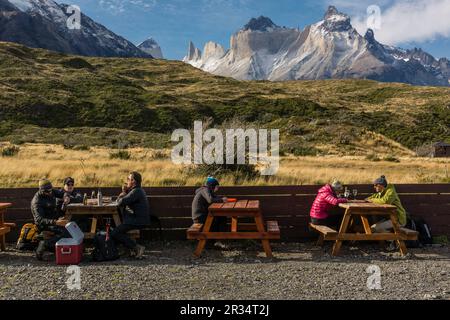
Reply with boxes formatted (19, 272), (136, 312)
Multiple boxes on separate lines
(99, 0), (157, 15)
(328, 0), (450, 45)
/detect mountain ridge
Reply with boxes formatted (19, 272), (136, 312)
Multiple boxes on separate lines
(0, 0), (152, 58)
(184, 6), (450, 87)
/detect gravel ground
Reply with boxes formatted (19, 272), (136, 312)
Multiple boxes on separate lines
(0, 241), (449, 300)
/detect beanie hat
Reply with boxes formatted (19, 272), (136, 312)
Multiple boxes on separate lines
(63, 177), (75, 185)
(39, 179), (53, 190)
(374, 175), (388, 187)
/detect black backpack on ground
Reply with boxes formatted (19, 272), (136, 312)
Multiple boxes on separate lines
(92, 231), (119, 262)
(405, 215), (433, 248)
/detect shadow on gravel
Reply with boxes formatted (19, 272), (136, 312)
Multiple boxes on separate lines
(1, 241), (448, 267)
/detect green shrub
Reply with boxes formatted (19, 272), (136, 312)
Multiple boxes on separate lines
(365, 153), (380, 162)
(109, 150), (131, 160)
(383, 155), (400, 163)
(1, 145), (20, 157)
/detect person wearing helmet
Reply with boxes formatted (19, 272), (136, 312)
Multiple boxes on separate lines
(192, 177), (227, 225)
(191, 177), (228, 248)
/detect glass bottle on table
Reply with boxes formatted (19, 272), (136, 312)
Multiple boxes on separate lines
(352, 189), (358, 200)
(344, 187), (350, 199)
(98, 189), (103, 206)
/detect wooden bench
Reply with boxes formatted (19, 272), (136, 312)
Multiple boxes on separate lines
(309, 223), (338, 246)
(0, 203), (14, 251)
(399, 228), (420, 240)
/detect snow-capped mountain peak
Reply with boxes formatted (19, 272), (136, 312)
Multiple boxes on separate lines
(321, 6), (352, 32)
(1, 0), (151, 58)
(183, 6), (450, 86)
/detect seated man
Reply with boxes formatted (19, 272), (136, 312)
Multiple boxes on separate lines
(111, 172), (149, 259)
(367, 175), (407, 233)
(310, 180), (348, 229)
(56, 177), (87, 231)
(191, 177), (227, 248)
(192, 177), (227, 227)
(31, 179), (70, 260)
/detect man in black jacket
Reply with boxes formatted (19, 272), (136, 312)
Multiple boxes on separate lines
(31, 179), (70, 260)
(56, 177), (88, 231)
(111, 172), (149, 258)
(56, 177), (83, 214)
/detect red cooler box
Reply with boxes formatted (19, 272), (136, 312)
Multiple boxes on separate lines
(56, 222), (84, 265)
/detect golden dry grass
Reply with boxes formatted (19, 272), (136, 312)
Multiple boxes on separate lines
(0, 143), (448, 188)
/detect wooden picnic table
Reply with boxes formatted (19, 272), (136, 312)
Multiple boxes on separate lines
(187, 200), (280, 258)
(0, 203), (15, 251)
(65, 203), (133, 239)
(310, 201), (417, 256)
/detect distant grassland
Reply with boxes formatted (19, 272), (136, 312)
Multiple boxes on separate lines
(0, 41), (449, 156)
(0, 143), (448, 188)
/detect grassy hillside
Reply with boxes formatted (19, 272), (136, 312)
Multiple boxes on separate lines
(0, 41), (449, 155)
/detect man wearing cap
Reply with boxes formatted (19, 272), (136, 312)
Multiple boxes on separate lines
(56, 177), (86, 230)
(56, 177), (83, 215)
(31, 179), (70, 260)
(367, 175), (407, 233)
(112, 172), (149, 259)
(310, 179), (348, 229)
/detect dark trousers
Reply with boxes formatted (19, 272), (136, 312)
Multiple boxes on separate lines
(311, 206), (347, 230)
(110, 224), (142, 250)
(195, 214), (227, 232)
(37, 225), (71, 254)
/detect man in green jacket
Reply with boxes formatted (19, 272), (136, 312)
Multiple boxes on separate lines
(367, 175), (407, 233)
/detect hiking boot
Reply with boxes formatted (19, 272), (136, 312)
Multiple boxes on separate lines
(385, 241), (399, 252)
(35, 241), (46, 261)
(213, 241), (229, 250)
(135, 245), (145, 259)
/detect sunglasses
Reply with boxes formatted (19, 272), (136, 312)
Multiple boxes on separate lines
(66, 183), (74, 186)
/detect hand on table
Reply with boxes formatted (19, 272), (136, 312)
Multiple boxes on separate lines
(55, 219), (70, 227)
(222, 197), (228, 203)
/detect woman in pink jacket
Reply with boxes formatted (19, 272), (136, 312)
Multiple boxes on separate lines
(310, 180), (348, 228)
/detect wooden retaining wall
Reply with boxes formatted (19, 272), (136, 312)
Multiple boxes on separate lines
(1, 184), (449, 242)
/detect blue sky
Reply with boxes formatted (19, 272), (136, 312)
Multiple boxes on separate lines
(65, 0), (450, 60)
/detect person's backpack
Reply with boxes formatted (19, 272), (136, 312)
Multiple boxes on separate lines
(16, 223), (39, 251)
(405, 216), (433, 248)
(92, 231), (119, 262)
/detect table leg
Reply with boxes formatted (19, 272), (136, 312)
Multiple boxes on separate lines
(332, 210), (352, 256)
(255, 214), (273, 258)
(317, 234), (325, 246)
(112, 214), (122, 227)
(90, 217), (98, 235)
(1, 235), (5, 251)
(231, 217), (238, 232)
(194, 215), (214, 258)
(360, 216), (372, 234)
(1, 210), (6, 251)
(390, 212), (407, 255)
